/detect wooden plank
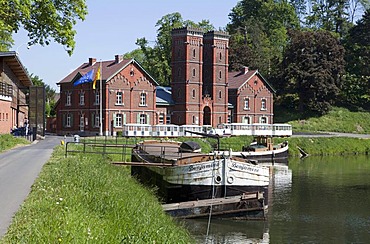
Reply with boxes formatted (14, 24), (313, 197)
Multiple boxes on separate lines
(162, 193), (260, 211)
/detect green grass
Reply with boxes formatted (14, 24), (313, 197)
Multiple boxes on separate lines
(274, 137), (370, 157)
(1, 145), (194, 243)
(287, 107), (370, 133)
(0, 134), (30, 153)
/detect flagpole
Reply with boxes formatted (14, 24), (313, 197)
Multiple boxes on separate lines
(99, 60), (103, 136)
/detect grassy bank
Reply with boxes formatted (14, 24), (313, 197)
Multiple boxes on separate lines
(1, 145), (194, 243)
(0, 134), (30, 153)
(287, 107), (370, 133)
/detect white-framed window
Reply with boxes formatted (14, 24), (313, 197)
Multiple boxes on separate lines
(79, 114), (84, 130)
(115, 114), (123, 127)
(93, 113), (100, 128)
(244, 98), (250, 110)
(66, 92), (71, 106)
(140, 114), (147, 124)
(116, 91), (123, 105)
(79, 92), (85, 105)
(243, 116), (251, 124)
(166, 114), (171, 124)
(260, 116), (268, 124)
(95, 91), (100, 105)
(159, 113), (165, 124)
(261, 99), (267, 110)
(139, 92), (147, 106)
(66, 113), (72, 127)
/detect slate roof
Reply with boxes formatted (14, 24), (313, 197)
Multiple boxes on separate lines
(156, 86), (174, 106)
(228, 69), (276, 93)
(57, 58), (159, 86)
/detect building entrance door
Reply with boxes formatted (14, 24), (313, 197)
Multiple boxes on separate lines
(203, 106), (211, 125)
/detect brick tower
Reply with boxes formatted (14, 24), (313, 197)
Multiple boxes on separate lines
(202, 31), (230, 125)
(171, 27), (204, 125)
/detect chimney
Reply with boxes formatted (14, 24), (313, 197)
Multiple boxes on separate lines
(115, 55), (123, 64)
(89, 58), (96, 66)
(243, 66), (249, 74)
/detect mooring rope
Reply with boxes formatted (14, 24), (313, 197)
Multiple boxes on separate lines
(205, 152), (218, 242)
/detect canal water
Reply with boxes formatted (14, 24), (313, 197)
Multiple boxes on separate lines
(184, 155), (370, 243)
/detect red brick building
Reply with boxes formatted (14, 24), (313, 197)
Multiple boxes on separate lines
(55, 27), (275, 136)
(228, 67), (275, 124)
(0, 52), (32, 134)
(56, 56), (158, 136)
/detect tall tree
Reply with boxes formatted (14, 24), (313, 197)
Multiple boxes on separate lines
(342, 10), (370, 107)
(280, 30), (345, 115)
(136, 13), (214, 85)
(0, 0), (87, 54)
(227, 0), (299, 77)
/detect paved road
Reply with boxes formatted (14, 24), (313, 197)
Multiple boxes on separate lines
(0, 135), (63, 237)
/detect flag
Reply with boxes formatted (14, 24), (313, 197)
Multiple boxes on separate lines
(73, 69), (94, 86)
(92, 66), (101, 89)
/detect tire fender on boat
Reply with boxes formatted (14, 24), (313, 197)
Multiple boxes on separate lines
(227, 176), (234, 184)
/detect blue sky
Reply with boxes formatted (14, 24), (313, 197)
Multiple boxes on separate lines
(13, 0), (240, 91)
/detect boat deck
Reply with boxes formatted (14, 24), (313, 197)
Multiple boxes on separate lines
(133, 140), (231, 165)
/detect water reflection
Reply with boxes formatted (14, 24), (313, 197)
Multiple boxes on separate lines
(184, 155), (370, 243)
(182, 218), (269, 243)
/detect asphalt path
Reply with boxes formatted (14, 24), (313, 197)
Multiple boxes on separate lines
(0, 135), (64, 237)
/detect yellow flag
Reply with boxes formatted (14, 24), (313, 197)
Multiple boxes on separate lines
(92, 67), (101, 89)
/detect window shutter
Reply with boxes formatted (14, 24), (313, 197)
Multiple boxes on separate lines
(137, 114), (140, 123)
(147, 114), (150, 125)
(70, 114), (73, 126)
(123, 113), (126, 124)
(113, 113), (117, 127)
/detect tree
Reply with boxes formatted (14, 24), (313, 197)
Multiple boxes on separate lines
(227, 0), (299, 77)
(344, 10), (370, 77)
(136, 13), (214, 85)
(280, 30), (345, 115)
(342, 10), (370, 107)
(0, 0), (88, 54)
